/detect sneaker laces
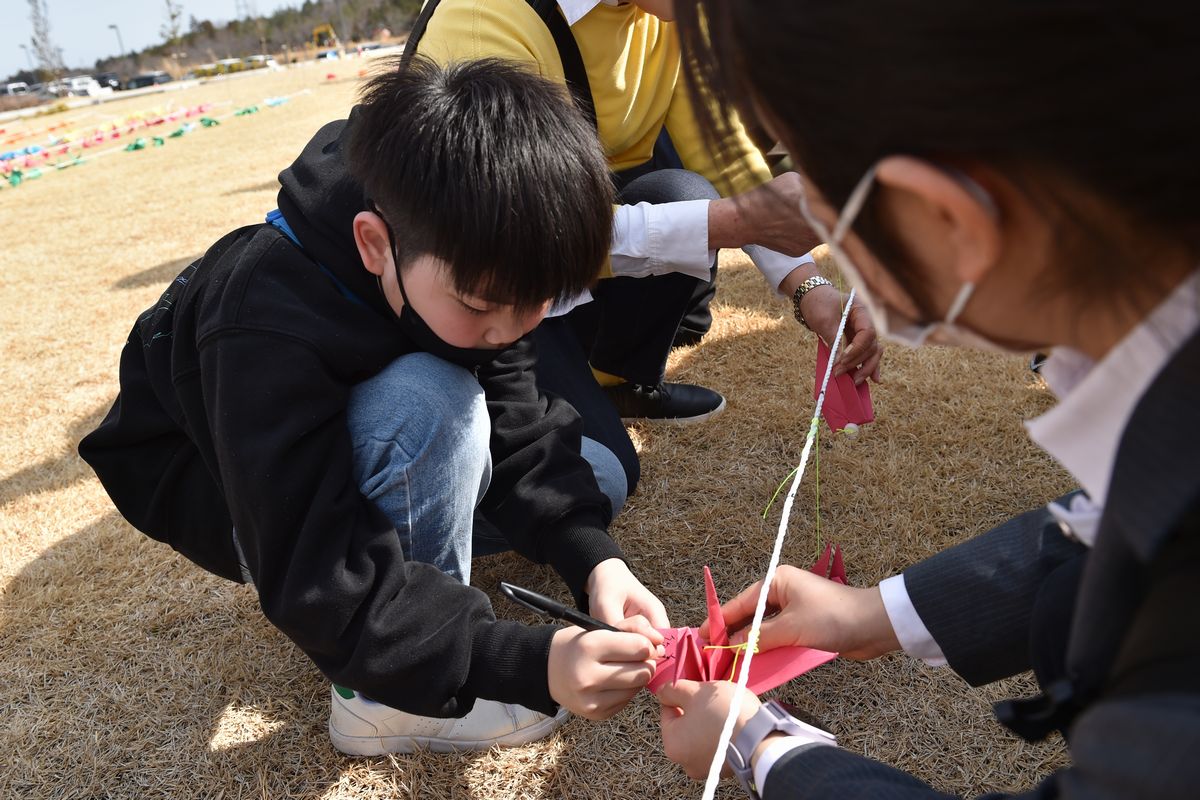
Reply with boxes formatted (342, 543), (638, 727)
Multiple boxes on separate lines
(631, 382), (666, 398)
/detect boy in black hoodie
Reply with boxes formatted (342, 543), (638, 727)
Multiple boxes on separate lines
(79, 57), (669, 756)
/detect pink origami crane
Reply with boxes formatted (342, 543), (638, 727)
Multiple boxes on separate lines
(648, 545), (846, 694)
(816, 338), (874, 433)
(810, 542), (846, 586)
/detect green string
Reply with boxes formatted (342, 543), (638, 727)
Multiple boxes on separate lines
(704, 642), (759, 682)
(764, 424), (823, 562)
(762, 466), (799, 519)
(814, 425), (822, 561)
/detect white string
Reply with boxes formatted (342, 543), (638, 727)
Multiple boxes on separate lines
(699, 287), (857, 800)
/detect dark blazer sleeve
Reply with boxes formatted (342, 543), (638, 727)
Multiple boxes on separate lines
(762, 745), (955, 799)
(903, 494), (1087, 686)
(762, 692), (1200, 799)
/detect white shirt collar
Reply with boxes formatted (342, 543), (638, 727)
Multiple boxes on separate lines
(1026, 270), (1200, 507)
(557, 0), (600, 26)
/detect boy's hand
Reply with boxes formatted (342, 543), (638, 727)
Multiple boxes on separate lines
(586, 557), (671, 628)
(548, 617), (665, 719)
(659, 679), (761, 780)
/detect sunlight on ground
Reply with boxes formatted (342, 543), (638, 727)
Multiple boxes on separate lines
(1, 60), (1073, 799)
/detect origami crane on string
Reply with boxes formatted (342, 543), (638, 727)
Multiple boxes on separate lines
(816, 339), (874, 434)
(648, 545), (846, 694)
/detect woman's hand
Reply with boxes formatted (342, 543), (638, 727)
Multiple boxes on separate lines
(701, 565), (900, 660)
(658, 679), (761, 779)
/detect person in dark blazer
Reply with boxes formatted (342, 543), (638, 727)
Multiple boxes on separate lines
(657, 2), (1200, 797)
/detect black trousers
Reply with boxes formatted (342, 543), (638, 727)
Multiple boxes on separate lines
(532, 131), (721, 495)
(534, 316), (640, 493)
(565, 131), (720, 386)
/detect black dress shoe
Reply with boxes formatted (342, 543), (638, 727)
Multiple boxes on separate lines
(603, 381), (726, 424)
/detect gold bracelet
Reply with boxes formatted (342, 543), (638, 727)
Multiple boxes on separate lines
(792, 276), (833, 329)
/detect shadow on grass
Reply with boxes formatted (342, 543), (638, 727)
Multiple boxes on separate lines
(0, 401), (111, 508)
(223, 180), (279, 197)
(0, 512), (495, 799)
(111, 254), (201, 291)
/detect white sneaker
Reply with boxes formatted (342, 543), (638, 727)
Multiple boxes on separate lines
(328, 685), (570, 755)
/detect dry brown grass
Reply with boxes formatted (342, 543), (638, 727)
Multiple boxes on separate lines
(0, 95), (46, 113)
(0, 66), (1074, 798)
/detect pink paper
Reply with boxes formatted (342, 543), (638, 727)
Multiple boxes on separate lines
(703, 566), (727, 645)
(648, 560), (841, 695)
(811, 543), (846, 585)
(815, 339), (874, 433)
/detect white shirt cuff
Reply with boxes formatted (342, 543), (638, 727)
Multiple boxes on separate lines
(545, 288), (592, 318)
(745, 245), (816, 295)
(608, 202), (818, 298)
(752, 735), (836, 794)
(1046, 493), (1102, 548)
(878, 574), (948, 667)
(610, 199), (713, 282)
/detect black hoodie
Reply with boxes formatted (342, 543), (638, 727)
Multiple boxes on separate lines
(78, 112), (624, 717)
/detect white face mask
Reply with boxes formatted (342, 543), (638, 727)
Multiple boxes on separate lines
(796, 164), (1001, 350)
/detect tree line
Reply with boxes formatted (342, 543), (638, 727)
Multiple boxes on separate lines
(10, 0), (422, 86)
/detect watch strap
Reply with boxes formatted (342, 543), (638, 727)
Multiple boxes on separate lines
(726, 700), (835, 799)
(792, 276), (834, 329)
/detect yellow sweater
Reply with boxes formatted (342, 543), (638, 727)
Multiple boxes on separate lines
(416, 0), (772, 198)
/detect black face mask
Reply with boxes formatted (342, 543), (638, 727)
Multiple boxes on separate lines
(370, 202), (501, 369)
(389, 269), (501, 369)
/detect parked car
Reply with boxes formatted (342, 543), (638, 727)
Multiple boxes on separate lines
(38, 79), (66, 98)
(316, 48), (340, 60)
(124, 71), (173, 90)
(3, 81), (29, 96)
(243, 54), (281, 70)
(95, 72), (121, 91)
(63, 75), (103, 96)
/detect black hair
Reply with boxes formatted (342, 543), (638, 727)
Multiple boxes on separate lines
(675, 2), (1200, 311)
(347, 56), (614, 312)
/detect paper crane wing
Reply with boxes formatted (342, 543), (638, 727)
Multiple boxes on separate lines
(810, 543), (847, 585)
(704, 566), (728, 646)
(815, 338), (874, 432)
(648, 559), (843, 695)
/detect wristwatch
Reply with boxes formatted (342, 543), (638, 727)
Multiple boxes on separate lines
(726, 700), (837, 799)
(791, 276), (834, 330)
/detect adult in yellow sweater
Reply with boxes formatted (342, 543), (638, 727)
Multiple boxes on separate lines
(412, 0), (881, 504)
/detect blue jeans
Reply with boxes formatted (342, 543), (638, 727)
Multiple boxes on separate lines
(346, 352), (627, 585)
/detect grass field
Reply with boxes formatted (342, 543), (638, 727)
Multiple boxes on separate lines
(0, 63), (1074, 798)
